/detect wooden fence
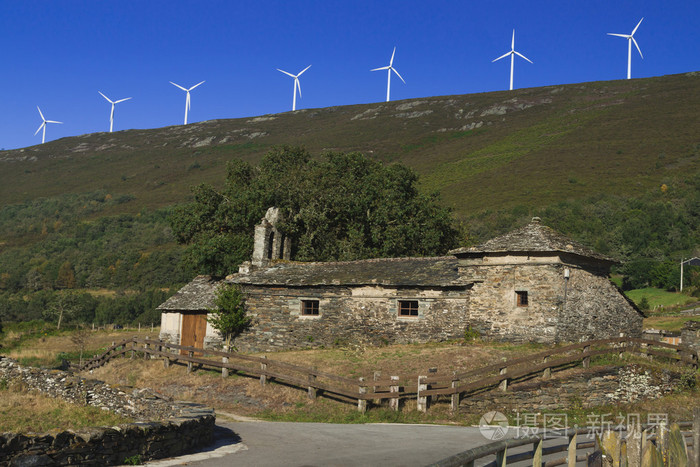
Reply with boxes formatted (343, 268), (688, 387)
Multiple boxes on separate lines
(430, 414), (700, 467)
(78, 336), (698, 414)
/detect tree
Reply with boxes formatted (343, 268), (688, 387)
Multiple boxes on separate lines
(45, 291), (80, 330)
(170, 147), (460, 275)
(207, 284), (250, 348)
(56, 261), (76, 289)
(70, 325), (91, 366)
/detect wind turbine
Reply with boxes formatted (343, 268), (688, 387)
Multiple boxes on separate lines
(98, 92), (132, 133)
(170, 80), (205, 124)
(492, 30), (533, 91)
(276, 65), (311, 111)
(371, 47), (405, 102)
(607, 18), (644, 80)
(34, 106), (62, 144)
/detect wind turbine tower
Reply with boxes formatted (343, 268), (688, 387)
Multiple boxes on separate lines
(34, 106), (62, 144)
(607, 18), (644, 80)
(492, 30), (533, 91)
(98, 92), (132, 133)
(371, 47), (405, 102)
(170, 81), (205, 124)
(277, 65), (311, 111)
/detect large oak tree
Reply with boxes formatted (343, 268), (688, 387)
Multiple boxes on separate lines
(170, 147), (460, 276)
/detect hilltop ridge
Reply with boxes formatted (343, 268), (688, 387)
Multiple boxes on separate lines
(1, 72), (699, 218)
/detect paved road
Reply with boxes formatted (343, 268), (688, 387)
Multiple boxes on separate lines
(148, 419), (490, 466)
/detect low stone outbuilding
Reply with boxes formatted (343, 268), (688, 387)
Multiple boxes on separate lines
(157, 275), (221, 352)
(160, 216), (643, 352)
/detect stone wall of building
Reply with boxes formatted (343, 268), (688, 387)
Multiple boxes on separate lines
(464, 260), (565, 343)
(558, 265), (644, 341)
(460, 257), (642, 343)
(0, 357), (215, 466)
(234, 284), (471, 352)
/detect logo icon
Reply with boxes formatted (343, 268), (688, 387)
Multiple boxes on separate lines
(479, 411), (509, 440)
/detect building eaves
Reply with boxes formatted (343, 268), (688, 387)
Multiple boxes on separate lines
(227, 256), (470, 288)
(156, 275), (221, 311)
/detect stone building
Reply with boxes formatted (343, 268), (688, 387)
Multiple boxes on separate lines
(159, 215), (643, 352)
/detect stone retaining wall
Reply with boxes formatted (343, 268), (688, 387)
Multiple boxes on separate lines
(457, 364), (682, 415)
(0, 357), (215, 466)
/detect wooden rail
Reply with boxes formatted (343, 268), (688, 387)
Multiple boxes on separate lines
(430, 416), (699, 467)
(77, 336), (698, 413)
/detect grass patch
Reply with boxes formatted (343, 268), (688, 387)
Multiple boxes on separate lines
(625, 288), (695, 309)
(0, 381), (131, 433)
(643, 316), (700, 332)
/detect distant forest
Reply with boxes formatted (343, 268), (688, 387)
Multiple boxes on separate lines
(0, 167), (698, 328)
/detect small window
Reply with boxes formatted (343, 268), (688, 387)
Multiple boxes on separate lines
(516, 291), (529, 307)
(398, 300), (419, 317)
(301, 300), (320, 316)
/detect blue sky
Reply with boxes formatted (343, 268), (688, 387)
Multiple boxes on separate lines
(0, 0), (698, 150)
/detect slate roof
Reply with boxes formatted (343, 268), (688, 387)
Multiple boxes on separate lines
(449, 218), (616, 263)
(156, 275), (220, 311)
(228, 256), (469, 287)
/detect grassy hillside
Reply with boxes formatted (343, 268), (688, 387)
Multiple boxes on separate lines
(1, 72), (698, 219)
(0, 73), (699, 327)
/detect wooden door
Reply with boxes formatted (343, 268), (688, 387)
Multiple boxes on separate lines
(180, 312), (208, 355)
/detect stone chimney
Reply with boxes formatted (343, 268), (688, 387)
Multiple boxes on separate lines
(251, 207), (290, 267)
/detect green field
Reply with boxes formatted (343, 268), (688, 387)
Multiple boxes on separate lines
(625, 288), (696, 310)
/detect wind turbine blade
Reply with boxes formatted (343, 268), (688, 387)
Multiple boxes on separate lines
(392, 67), (406, 84)
(514, 51), (533, 64)
(114, 97), (132, 104)
(277, 69), (296, 78)
(37, 106), (45, 121)
(371, 66), (390, 71)
(632, 37), (643, 58)
(189, 80), (205, 91)
(170, 81), (188, 91)
(297, 65), (311, 76)
(390, 47), (396, 66)
(492, 51), (511, 62)
(607, 33), (629, 38)
(631, 17), (644, 36)
(511, 30), (515, 50)
(34, 122), (45, 135)
(296, 78), (302, 98)
(46, 120), (62, 124)
(98, 91), (114, 103)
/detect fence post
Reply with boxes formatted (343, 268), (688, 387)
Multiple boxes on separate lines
(390, 375), (400, 411)
(495, 446), (507, 467)
(130, 338), (136, 359)
(582, 345), (591, 368)
(308, 370), (318, 399)
(499, 367), (508, 391)
(567, 432), (577, 467)
(373, 371), (381, 402)
(357, 377), (367, 413)
(187, 350), (193, 374)
(640, 342), (649, 359)
(693, 407), (700, 467)
(532, 438), (543, 466)
(543, 355), (551, 379)
(417, 375), (429, 412)
(222, 345), (229, 378)
(143, 336), (149, 360)
(450, 372), (460, 412)
(260, 355), (267, 386)
(657, 420), (668, 461)
(626, 421), (642, 467)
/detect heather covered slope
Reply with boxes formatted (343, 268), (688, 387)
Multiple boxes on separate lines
(1, 72), (698, 218)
